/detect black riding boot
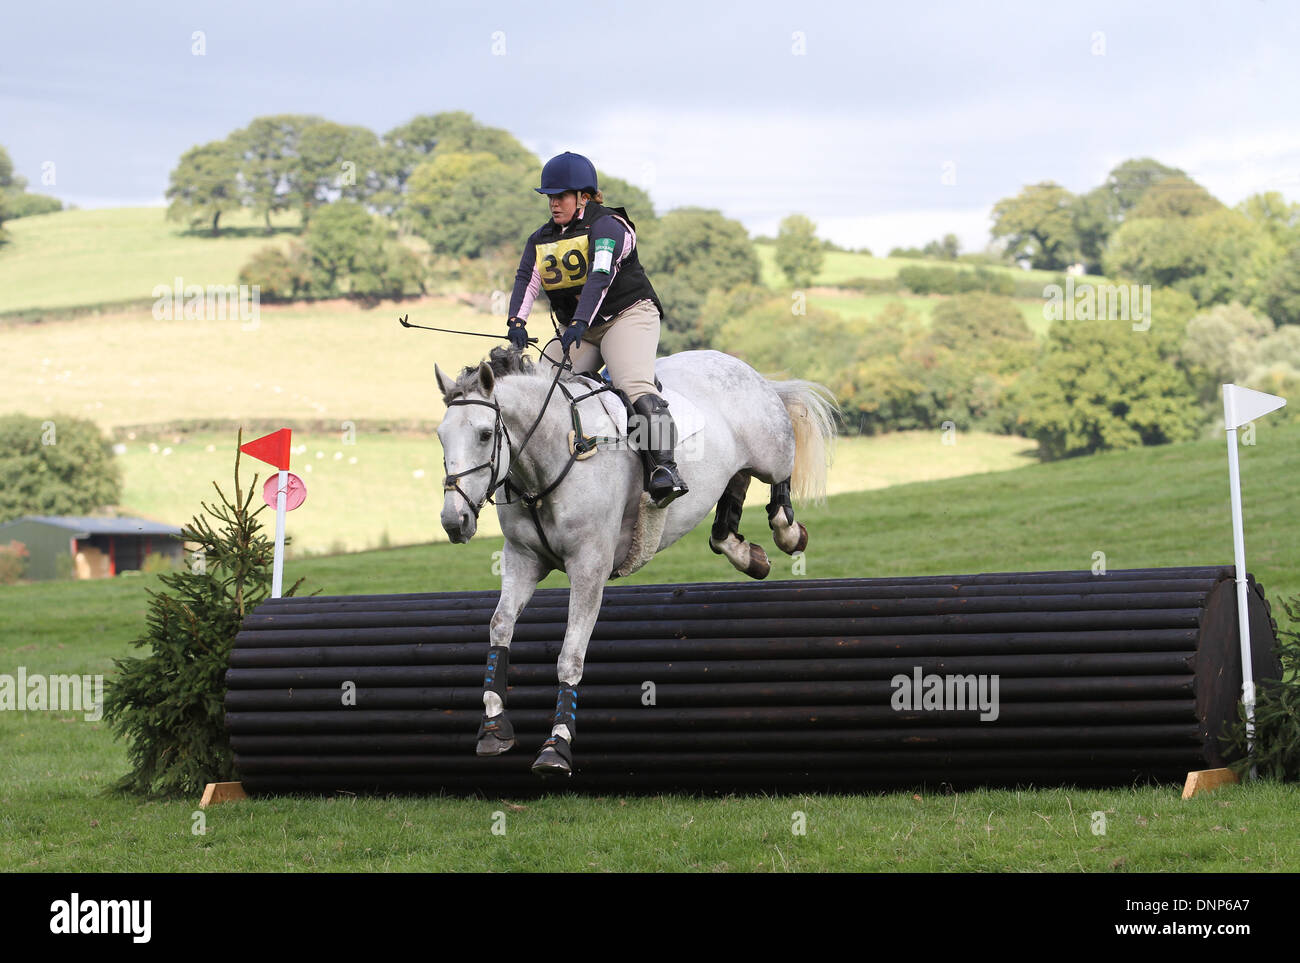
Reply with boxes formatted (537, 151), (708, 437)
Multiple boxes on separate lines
(631, 394), (689, 508)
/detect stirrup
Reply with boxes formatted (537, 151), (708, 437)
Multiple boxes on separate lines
(648, 465), (688, 507)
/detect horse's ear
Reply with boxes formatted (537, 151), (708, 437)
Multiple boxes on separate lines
(435, 363), (457, 401)
(477, 361), (495, 396)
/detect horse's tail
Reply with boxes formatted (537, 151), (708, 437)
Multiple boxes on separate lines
(767, 378), (840, 505)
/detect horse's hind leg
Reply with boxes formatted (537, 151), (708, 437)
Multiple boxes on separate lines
(766, 477), (808, 555)
(709, 471), (770, 579)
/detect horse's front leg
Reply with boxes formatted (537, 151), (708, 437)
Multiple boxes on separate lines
(476, 542), (549, 756)
(532, 554), (609, 777)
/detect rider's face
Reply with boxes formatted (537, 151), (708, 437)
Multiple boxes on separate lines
(550, 191), (584, 226)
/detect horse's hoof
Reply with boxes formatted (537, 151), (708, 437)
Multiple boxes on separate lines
(792, 522), (808, 554)
(476, 733), (515, 756)
(476, 714), (515, 756)
(745, 544), (770, 579)
(531, 736), (573, 777)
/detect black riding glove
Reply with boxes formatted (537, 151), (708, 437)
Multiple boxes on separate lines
(506, 317), (529, 350)
(560, 320), (589, 355)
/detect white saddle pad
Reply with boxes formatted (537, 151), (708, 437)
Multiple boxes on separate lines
(571, 374), (705, 443)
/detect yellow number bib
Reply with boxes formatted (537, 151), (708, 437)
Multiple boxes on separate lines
(535, 235), (590, 291)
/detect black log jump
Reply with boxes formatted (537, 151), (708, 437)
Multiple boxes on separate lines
(225, 565), (1280, 794)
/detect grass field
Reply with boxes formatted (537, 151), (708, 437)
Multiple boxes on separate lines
(752, 243), (1105, 291)
(110, 428), (1037, 554)
(1, 420), (1296, 872)
(803, 289), (1052, 335)
(2, 296), (495, 429)
(0, 207), (309, 314)
(1, 207), (1098, 325)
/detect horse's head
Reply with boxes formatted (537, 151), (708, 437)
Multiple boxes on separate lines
(435, 359), (508, 543)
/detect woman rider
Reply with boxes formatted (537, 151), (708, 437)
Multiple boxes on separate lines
(503, 151), (688, 508)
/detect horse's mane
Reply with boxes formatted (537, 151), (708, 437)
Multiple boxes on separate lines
(447, 344), (582, 400)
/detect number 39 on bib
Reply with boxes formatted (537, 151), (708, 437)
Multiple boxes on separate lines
(536, 236), (590, 291)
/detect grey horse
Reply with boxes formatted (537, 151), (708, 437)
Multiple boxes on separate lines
(435, 345), (839, 776)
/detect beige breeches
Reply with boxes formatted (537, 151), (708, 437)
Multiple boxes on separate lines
(538, 298), (662, 404)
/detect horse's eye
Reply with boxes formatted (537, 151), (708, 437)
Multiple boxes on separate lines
(479, 429), (492, 443)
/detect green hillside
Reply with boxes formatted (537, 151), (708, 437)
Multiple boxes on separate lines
(1, 207), (1077, 321)
(1, 417), (1295, 872)
(0, 207), (310, 314)
(752, 243), (1092, 289)
(107, 427), (1035, 554)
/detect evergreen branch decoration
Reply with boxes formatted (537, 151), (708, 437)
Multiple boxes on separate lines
(103, 430), (314, 797)
(1221, 595), (1300, 782)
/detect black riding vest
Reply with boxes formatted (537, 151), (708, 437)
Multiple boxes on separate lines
(531, 201), (662, 327)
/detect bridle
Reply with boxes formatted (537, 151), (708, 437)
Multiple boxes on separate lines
(441, 395), (512, 521)
(441, 353), (618, 562)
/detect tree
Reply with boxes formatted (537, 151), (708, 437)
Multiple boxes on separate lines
(238, 241), (314, 301)
(296, 200), (424, 299)
(1010, 319), (1202, 459)
(165, 139), (241, 236)
(1181, 302), (1275, 393)
(774, 213), (824, 287)
(1072, 186), (1120, 275)
(1102, 157), (1187, 214)
(293, 122), (383, 225)
(990, 182), (1079, 270)
(103, 439), (310, 797)
(1103, 216), (1201, 289)
(349, 239), (426, 302)
(1184, 209), (1279, 308)
(929, 293), (1034, 354)
(302, 200), (383, 295)
(596, 172), (656, 222)
(230, 114), (326, 230)
(1102, 208), (1275, 308)
(406, 152), (537, 258)
(0, 145), (17, 234)
(0, 145), (16, 192)
(1238, 192), (1300, 247)
(381, 111), (535, 219)
(1128, 176), (1222, 219)
(0, 414), (122, 522)
(1260, 242), (1300, 326)
(1, 142), (62, 228)
(5, 193), (62, 218)
(638, 207), (763, 339)
(922, 234), (961, 259)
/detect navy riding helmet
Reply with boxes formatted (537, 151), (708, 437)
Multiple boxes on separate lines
(535, 152), (598, 195)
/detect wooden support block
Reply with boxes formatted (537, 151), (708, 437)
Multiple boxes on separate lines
(1181, 768), (1239, 800)
(200, 781), (249, 808)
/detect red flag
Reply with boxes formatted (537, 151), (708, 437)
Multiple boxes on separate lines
(240, 428), (292, 471)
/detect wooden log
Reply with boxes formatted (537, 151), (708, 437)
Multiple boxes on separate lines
(226, 567), (1281, 794)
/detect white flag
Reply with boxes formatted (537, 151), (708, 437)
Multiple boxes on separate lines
(1223, 384), (1286, 430)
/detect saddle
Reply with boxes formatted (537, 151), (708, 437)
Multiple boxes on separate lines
(571, 370), (662, 416)
(569, 371), (664, 492)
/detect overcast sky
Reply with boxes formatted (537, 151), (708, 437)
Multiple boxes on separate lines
(3, 0), (1298, 253)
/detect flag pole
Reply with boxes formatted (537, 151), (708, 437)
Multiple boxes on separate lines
(272, 468), (288, 599)
(1221, 383), (1287, 775)
(239, 428), (295, 600)
(1223, 415), (1255, 760)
